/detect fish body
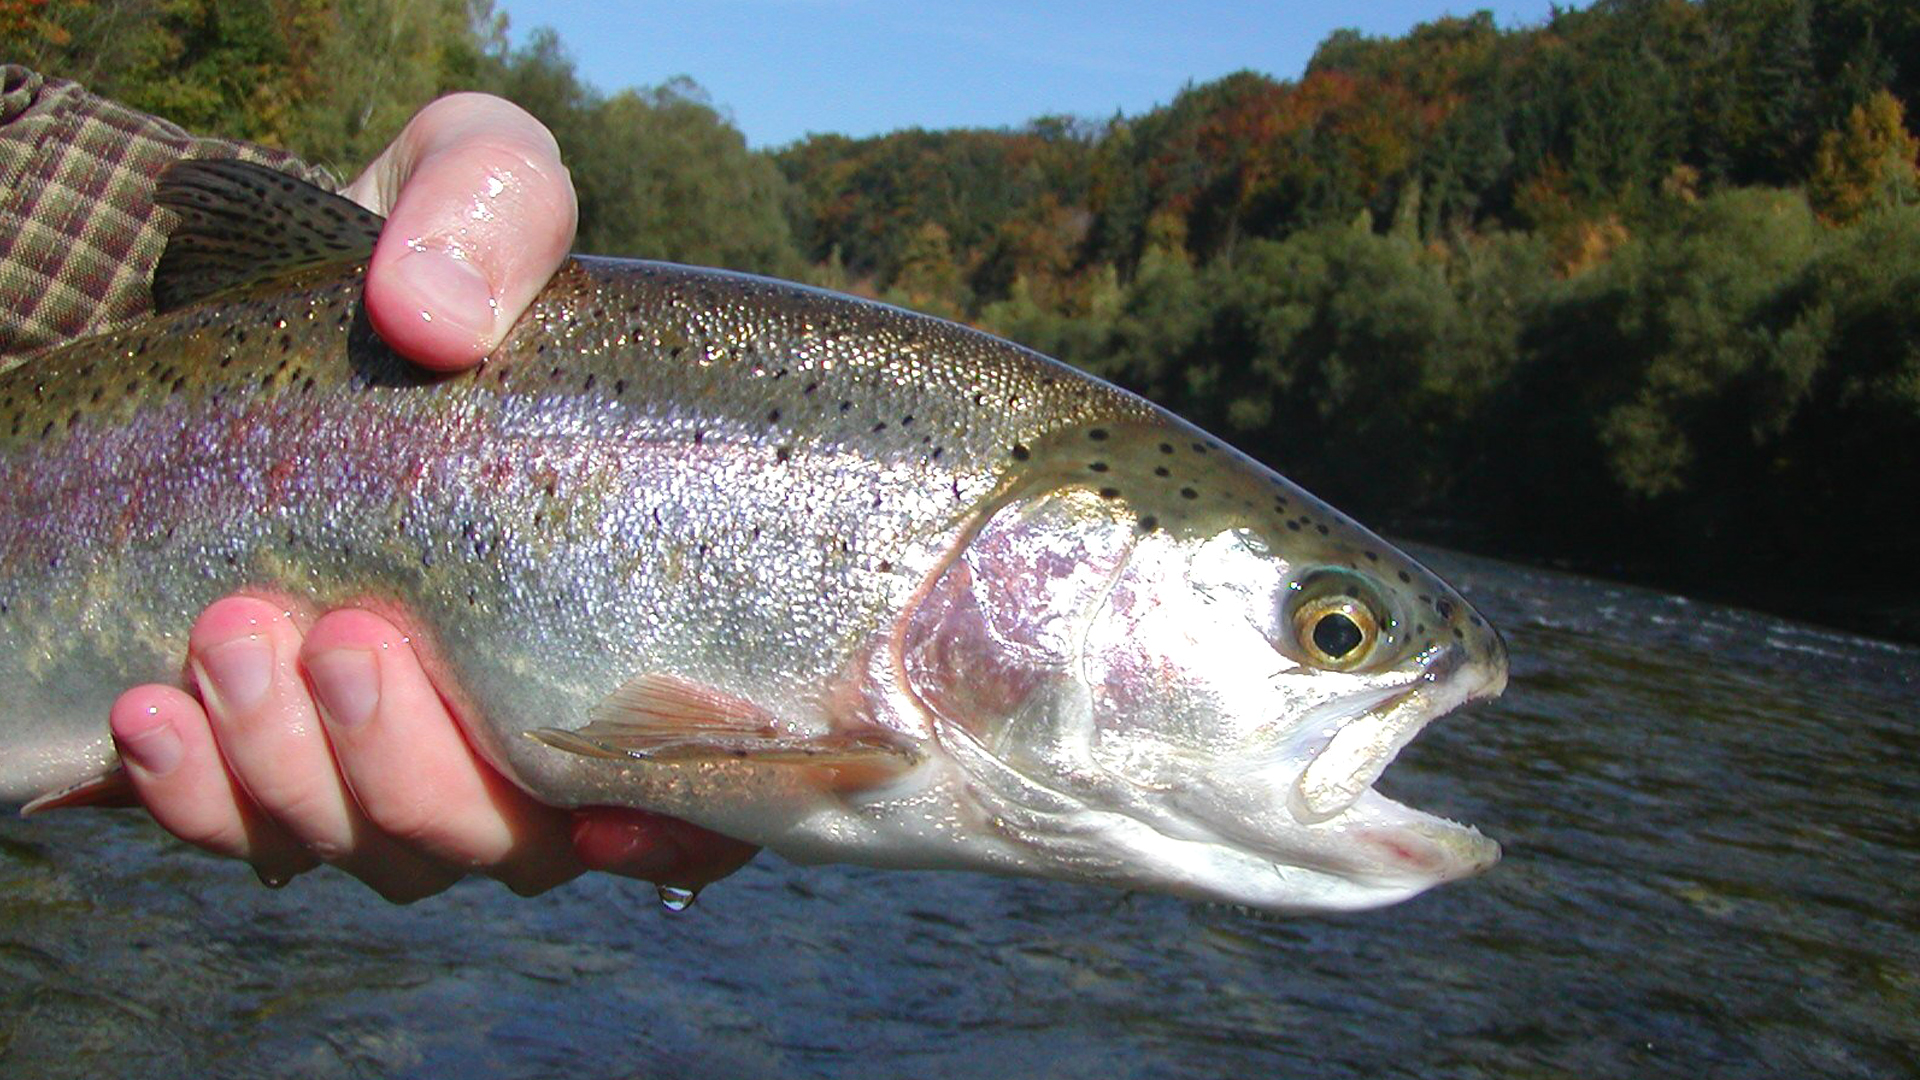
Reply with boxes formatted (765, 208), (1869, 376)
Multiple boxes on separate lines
(0, 163), (1505, 912)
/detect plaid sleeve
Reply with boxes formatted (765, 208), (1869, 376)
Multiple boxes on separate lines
(0, 65), (339, 362)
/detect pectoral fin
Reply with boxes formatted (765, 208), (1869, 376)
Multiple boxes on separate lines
(20, 768), (136, 816)
(529, 674), (919, 791)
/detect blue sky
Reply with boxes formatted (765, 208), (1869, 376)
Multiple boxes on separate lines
(496, 1), (1578, 148)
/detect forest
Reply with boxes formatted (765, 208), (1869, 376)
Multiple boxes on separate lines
(6, 0), (1919, 638)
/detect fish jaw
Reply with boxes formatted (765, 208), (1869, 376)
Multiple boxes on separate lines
(1290, 643), (1508, 824)
(929, 703), (1500, 913)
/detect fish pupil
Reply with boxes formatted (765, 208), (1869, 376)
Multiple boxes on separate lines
(1313, 612), (1364, 658)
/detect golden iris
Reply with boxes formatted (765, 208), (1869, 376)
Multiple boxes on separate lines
(1292, 595), (1379, 670)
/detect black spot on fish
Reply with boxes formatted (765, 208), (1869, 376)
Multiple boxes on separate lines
(1178, 487), (1197, 500)
(840, 401), (853, 413)
(1436, 599), (1455, 620)
(1159, 443), (1173, 454)
(878, 560), (892, 572)
(1287, 521), (1301, 532)
(805, 382), (819, 395)
(1155, 466), (1171, 478)
(614, 378), (627, 396)
(776, 446), (792, 463)
(1364, 551), (1379, 562)
(768, 409), (781, 424)
(1316, 524), (1329, 536)
(1011, 443), (1030, 461)
(872, 422), (887, 432)
(1192, 442), (1208, 454)
(1139, 514), (1159, 532)
(1098, 487), (1120, 499)
(1398, 571), (1412, 583)
(1089, 462), (1109, 473)
(1089, 428), (1109, 441)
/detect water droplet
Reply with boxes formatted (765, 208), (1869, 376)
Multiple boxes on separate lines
(255, 867), (292, 889)
(656, 884), (697, 912)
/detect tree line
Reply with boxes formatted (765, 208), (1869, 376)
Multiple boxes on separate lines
(6, 0), (1918, 637)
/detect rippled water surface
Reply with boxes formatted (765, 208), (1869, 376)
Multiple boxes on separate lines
(3, 550), (1916, 1079)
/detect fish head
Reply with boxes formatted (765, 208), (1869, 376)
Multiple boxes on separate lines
(907, 419), (1505, 913)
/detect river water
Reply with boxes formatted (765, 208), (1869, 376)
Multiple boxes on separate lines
(1, 548), (1915, 1079)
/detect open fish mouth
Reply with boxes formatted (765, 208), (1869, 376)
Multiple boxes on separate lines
(1283, 649), (1507, 882)
(1290, 647), (1505, 823)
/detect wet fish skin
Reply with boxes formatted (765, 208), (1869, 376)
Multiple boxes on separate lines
(0, 165), (1506, 912)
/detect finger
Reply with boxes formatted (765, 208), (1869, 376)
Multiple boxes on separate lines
(572, 808), (759, 891)
(111, 683), (318, 885)
(301, 609), (584, 896)
(345, 93), (577, 371)
(188, 596), (460, 902)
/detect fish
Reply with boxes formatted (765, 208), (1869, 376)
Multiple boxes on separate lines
(0, 160), (1506, 913)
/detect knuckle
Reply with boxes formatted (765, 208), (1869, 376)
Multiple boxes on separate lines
(359, 790), (449, 851)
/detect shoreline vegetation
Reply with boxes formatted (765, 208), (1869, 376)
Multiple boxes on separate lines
(8, 0), (1918, 642)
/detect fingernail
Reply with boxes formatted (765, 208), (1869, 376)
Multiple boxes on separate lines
(307, 648), (380, 731)
(391, 246), (495, 338)
(118, 705), (183, 777)
(194, 635), (273, 714)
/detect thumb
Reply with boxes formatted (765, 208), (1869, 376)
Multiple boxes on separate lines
(345, 93), (578, 371)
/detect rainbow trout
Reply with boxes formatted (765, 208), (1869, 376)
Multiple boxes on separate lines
(0, 162), (1505, 912)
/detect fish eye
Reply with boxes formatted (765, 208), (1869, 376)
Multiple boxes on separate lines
(1292, 595), (1380, 670)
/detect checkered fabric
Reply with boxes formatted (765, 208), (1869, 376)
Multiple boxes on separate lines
(0, 65), (335, 363)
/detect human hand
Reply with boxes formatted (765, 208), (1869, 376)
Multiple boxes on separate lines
(108, 95), (757, 901)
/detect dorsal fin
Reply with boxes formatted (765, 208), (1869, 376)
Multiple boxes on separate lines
(151, 159), (386, 313)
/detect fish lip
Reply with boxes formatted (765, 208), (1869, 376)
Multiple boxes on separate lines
(1287, 644), (1502, 827)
